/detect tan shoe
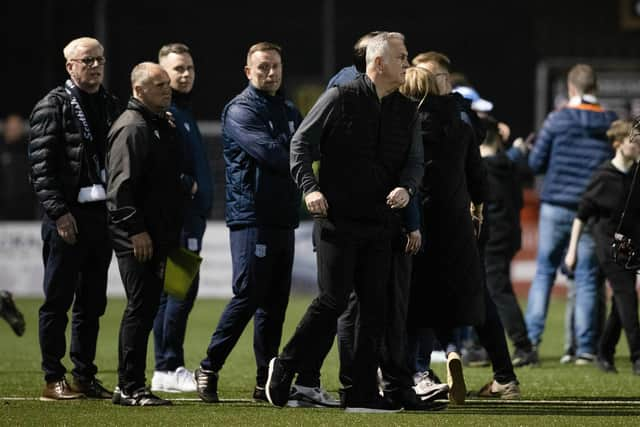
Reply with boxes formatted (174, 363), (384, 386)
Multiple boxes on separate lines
(446, 352), (466, 405)
(477, 380), (521, 400)
(40, 378), (85, 401)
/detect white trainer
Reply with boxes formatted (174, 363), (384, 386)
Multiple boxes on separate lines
(151, 367), (197, 393)
(413, 371), (449, 401)
(151, 371), (168, 392)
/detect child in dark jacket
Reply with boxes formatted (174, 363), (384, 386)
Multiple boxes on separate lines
(565, 119), (640, 375)
(479, 117), (537, 367)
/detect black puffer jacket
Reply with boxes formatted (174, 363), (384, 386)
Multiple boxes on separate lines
(28, 85), (120, 220)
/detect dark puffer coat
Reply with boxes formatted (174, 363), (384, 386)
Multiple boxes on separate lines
(28, 85), (120, 219)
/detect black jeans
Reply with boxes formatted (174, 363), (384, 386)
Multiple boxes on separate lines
(599, 262), (640, 362)
(116, 254), (165, 394)
(38, 207), (111, 383)
(484, 249), (532, 351)
(280, 219), (391, 401)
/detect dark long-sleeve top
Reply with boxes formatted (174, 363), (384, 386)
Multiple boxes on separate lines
(290, 85), (424, 198)
(577, 161), (640, 247)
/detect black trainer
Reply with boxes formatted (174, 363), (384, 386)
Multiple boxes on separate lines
(71, 377), (112, 399)
(265, 357), (294, 408)
(114, 387), (172, 406)
(0, 290), (25, 336)
(596, 356), (617, 373)
(386, 387), (447, 412)
(253, 386), (268, 402)
(195, 367), (219, 403)
(345, 394), (404, 413)
(512, 347), (539, 367)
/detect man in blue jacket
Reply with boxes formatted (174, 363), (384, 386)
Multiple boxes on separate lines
(151, 43), (213, 393)
(525, 64), (617, 364)
(195, 42), (303, 403)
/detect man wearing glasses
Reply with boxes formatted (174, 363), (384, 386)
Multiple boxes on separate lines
(29, 37), (120, 401)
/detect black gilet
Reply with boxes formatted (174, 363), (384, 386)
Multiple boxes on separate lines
(319, 75), (416, 224)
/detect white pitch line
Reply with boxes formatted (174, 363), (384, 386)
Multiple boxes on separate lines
(2, 397), (640, 405)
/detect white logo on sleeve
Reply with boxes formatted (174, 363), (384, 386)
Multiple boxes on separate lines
(184, 122), (191, 132)
(255, 244), (267, 258)
(289, 121), (295, 134)
(153, 130), (160, 140)
(187, 238), (199, 251)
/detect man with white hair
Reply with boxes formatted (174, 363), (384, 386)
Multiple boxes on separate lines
(107, 62), (188, 406)
(266, 32), (425, 413)
(29, 37), (120, 401)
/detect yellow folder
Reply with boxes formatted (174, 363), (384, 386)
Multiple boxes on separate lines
(164, 247), (203, 300)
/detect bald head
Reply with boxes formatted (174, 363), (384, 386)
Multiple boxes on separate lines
(131, 62), (172, 113)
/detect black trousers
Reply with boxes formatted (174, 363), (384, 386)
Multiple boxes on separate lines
(334, 251), (414, 391)
(380, 251), (415, 390)
(38, 207), (111, 383)
(290, 291), (358, 388)
(476, 284), (517, 383)
(484, 249), (532, 351)
(280, 219), (391, 401)
(599, 262), (640, 362)
(116, 254), (165, 394)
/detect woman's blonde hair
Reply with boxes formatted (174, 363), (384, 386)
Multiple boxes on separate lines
(606, 119), (633, 149)
(399, 67), (439, 101)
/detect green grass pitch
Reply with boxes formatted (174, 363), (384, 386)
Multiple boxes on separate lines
(1, 296), (639, 426)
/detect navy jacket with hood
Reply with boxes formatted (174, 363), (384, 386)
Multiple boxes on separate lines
(222, 84), (302, 229)
(529, 103), (617, 209)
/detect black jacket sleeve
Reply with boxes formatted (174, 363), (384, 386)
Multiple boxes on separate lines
(398, 119), (424, 196)
(465, 130), (489, 204)
(28, 94), (68, 220)
(106, 124), (148, 236)
(290, 87), (340, 195)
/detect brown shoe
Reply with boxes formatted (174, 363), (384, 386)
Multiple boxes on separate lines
(70, 378), (113, 399)
(41, 378), (86, 401)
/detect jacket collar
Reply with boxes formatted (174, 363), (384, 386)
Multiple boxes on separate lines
(127, 97), (165, 122)
(568, 94), (598, 106)
(171, 89), (192, 110)
(247, 83), (286, 103)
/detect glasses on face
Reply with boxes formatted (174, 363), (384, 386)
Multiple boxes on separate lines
(71, 56), (106, 67)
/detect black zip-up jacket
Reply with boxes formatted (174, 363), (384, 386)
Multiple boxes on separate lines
(28, 85), (120, 219)
(482, 152), (523, 255)
(106, 98), (186, 256)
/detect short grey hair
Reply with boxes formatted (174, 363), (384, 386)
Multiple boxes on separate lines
(131, 62), (160, 87)
(63, 37), (102, 60)
(365, 32), (405, 68)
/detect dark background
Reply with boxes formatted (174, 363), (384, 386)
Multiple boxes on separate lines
(3, 0), (640, 136)
(2, 0), (640, 219)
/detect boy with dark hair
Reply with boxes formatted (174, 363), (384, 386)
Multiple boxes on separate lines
(480, 117), (537, 367)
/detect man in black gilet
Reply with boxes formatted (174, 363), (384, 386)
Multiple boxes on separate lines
(266, 32), (424, 413)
